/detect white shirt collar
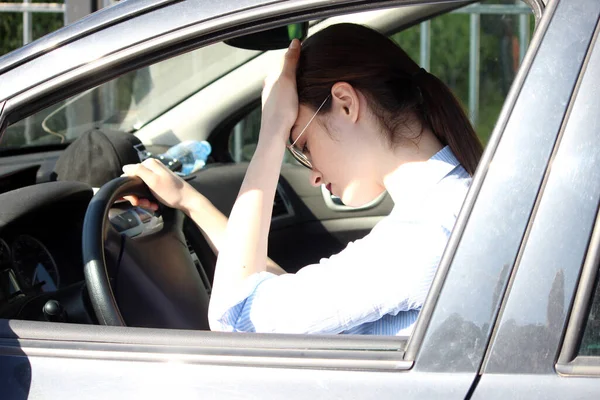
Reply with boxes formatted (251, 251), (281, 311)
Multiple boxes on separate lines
(384, 146), (461, 206)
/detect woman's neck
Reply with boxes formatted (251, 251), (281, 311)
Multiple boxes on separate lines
(380, 128), (443, 191)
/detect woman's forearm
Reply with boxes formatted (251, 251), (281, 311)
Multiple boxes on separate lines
(180, 176), (286, 276)
(210, 135), (286, 301)
(180, 186), (229, 253)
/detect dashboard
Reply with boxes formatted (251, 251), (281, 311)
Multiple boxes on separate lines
(0, 177), (173, 324)
(0, 180), (92, 322)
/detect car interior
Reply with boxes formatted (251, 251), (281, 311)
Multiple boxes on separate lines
(0, 0), (536, 332)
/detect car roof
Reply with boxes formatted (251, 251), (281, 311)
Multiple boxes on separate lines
(0, 0), (175, 75)
(0, 0), (475, 76)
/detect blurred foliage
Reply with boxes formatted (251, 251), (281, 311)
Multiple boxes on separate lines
(0, 0), (64, 57)
(391, 1), (534, 144)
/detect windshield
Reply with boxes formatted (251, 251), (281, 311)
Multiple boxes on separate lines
(1, 42), (260, 149)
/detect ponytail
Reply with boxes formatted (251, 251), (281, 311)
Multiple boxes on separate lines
(418, 72), (483, 176)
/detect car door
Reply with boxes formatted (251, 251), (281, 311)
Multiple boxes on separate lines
(1, 0), (589, 399)
(471, 3), (600, 396)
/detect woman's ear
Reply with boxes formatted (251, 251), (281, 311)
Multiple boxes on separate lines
(331, 82), (360, 123)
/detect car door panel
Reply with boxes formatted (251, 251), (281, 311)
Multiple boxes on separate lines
(475, 2), (600, 383)
(1, 320), (479, 400)
(16, 354), (473, 400)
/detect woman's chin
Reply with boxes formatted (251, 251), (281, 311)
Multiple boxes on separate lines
(341, 191), (383, 208)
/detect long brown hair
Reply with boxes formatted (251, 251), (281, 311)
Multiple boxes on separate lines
(296, 23), (483, 175)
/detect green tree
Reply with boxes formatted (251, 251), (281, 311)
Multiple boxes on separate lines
(390, 2), (533, 145)
(0, 0), (64, 57)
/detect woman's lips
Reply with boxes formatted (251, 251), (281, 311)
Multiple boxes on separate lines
(326, 183), (332, 193)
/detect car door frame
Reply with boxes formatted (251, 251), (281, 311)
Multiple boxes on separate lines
(0, 0), (580, 398)
(407, 0), (593, 370)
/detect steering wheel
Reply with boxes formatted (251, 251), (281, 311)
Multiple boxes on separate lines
(82, 176), (210, 329)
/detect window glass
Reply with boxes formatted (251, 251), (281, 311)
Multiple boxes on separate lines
(1, 42), (260, 149)
(228, 0), (535, 163)
(391, 0), (534, 143)
(579, 272), (600, 356)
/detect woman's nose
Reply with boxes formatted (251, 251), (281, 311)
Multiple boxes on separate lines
(310, 169), (323, 187)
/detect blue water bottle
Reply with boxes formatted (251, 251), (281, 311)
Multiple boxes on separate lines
(164, 140), (212, 175)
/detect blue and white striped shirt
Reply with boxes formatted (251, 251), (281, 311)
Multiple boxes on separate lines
(209, 146), (471, 336)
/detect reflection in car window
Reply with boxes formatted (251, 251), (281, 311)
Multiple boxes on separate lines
(229, 0), (535, 163)
(1, 42), (260, 149)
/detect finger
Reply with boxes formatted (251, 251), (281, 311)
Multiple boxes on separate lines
(141, 157), (174, 176)
(122, 163), (158, 188)
(137, 197), (159, 211)
(121, 195), (158, 211)
(122, 195), (140, 206)
(281, 39), (300, 78)
(121, 164), (138, 176)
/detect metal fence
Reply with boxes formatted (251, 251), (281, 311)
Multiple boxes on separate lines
(0, 1), (66, 45)
(448, 2), (532, 125)
(0, 0), (119, 46)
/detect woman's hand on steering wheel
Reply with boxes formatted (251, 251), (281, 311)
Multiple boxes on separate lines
(121, 158), (194, 212)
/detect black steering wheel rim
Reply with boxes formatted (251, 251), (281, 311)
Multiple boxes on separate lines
(82, 176), (151, 326)
(83, 175), (210, 329)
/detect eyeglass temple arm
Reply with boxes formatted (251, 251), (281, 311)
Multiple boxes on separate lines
(289, 94), (331, 147)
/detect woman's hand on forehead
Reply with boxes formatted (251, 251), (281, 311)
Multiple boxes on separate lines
(260, 39), (301, 146)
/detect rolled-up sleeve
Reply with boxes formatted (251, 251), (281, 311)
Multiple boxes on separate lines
(209, 271), (277, 332)
(208, 215), (451, 334)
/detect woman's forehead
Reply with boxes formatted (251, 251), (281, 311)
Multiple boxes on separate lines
(290, 105), (316, 141)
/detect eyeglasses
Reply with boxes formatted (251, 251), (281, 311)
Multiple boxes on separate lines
(287, 94), (331, 169)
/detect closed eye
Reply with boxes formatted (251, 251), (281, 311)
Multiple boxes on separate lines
(289, 126), (299, 145)
(302, 141), (310, 154)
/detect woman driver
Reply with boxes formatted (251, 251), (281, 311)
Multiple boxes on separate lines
(122, 23), (483, 335)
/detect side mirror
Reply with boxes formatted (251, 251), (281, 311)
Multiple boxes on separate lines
(225, 23), (308, 51)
